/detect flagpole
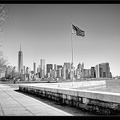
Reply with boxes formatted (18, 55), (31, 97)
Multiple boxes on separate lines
(71, 24), (85, 82)
(71, 23), (74, 82)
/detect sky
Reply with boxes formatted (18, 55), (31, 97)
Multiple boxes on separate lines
(0, 4), (120, 76)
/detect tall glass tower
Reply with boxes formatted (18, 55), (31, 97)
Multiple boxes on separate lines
(40, 59), (45, 78)
(18, 45), (23, 74)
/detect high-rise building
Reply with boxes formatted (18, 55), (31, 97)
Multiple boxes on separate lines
(57, 65), (62, 70)
(37, 67), (39, 73)
(110, 72), (112, 78)
(18, 45), (23, 74)
(26, 67), (29, 74)
(77, 62), (83, 79)
(82, 63), (84, 69)
(56, 65), (63, 79)
(70, 63), (75, 80)
(37, 65), (41, 78)
(53, 64), (57, 78)
(76, 69), (81, 79)
(82, 69), (91, 78)
(23, 66), (25, 74)
(64, 62), (71, 70)
(95, 62), (111, 78)
(40, 59), (45, 70)
(99, 62), (110, 78)
(36, 66), (39, 78)
(38, 65), (41, 72)
(78, 62), (84, 78)
(77, 63), (81, 69)
(91, 67), (96, 78)
(40, 59), (45, 78)
(33, 62), (36, 74)
(95, 64), (100, 78)
(22, 66), (26, 80)
(63, 62), (71, 79)
(26, 67), (31, 80)
(50, 69), (56, 78)
(58, 68), (62, 79)
(63, 65), (66, 80)
(46, 64), (53, 77)
(54, 64), (57, 71)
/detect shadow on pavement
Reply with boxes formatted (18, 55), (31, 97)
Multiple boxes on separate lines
(14, 89), (94, 116)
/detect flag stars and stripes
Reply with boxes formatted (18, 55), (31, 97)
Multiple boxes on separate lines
(72, 24), (85, 37)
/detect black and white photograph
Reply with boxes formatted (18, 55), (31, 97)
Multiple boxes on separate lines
(0, 3), (120, 116)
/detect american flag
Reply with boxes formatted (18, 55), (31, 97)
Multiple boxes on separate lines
(72, 24), (85, 37)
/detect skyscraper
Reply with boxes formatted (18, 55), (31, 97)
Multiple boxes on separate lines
(26, 67), (29, 74)
(56, 65), (62, 79)
(57, 65), (62, 70)
(63, 65), (66, 80)
(40, 59), (45, 78)
(33, 62), (36, 74)
(64, 62), (71, 70)
(40, 59), (45, 70)
(95, 64), (100, 78)
(54, 64), (57, 71)
(23, 66), (25, 74)
(82, 63), (84, 69)
(91, 67), (96, 78)
(64, 62), (71, 79)
(46, 64), (53, 77)
(95, 62), (110, 78)
(54, 64), (57, 78)
(18, 45), (23, 74)
(82, 69), (91, 78)
(77, 63), (81, 69)
(99, 62), (110, 78)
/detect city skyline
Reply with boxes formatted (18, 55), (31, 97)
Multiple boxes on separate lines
(0, 4), (120, 76)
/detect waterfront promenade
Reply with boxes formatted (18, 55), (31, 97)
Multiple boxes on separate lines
(0, 83), (93, 116)
(1, 79), (120, 116)
(18, 79), (120, 115)
(0, 84), (73, 116)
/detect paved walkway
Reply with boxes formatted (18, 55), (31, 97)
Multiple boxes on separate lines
(0, 84), (72, 116)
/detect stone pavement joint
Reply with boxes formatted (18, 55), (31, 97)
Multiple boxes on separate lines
(0, 103), (5, 116)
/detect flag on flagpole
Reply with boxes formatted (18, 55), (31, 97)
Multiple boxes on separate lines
(72, 24), (85, 37)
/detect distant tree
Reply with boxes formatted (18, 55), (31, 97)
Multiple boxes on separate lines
(0, 4), (8, 76)
(0, 4), (8, 32)
(11, 70), (19, 79)
(0, 52), (7, 76)
(5, 66), (20, 80)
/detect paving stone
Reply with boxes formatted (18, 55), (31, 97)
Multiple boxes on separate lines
(3, 108), (33, 116)
(1, 104), (23, 108)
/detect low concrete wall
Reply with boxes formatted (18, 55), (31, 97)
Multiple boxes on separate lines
(57, 80), (106, 89)
(19, 81), (120, 115)
(28, 80), (106, 89)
